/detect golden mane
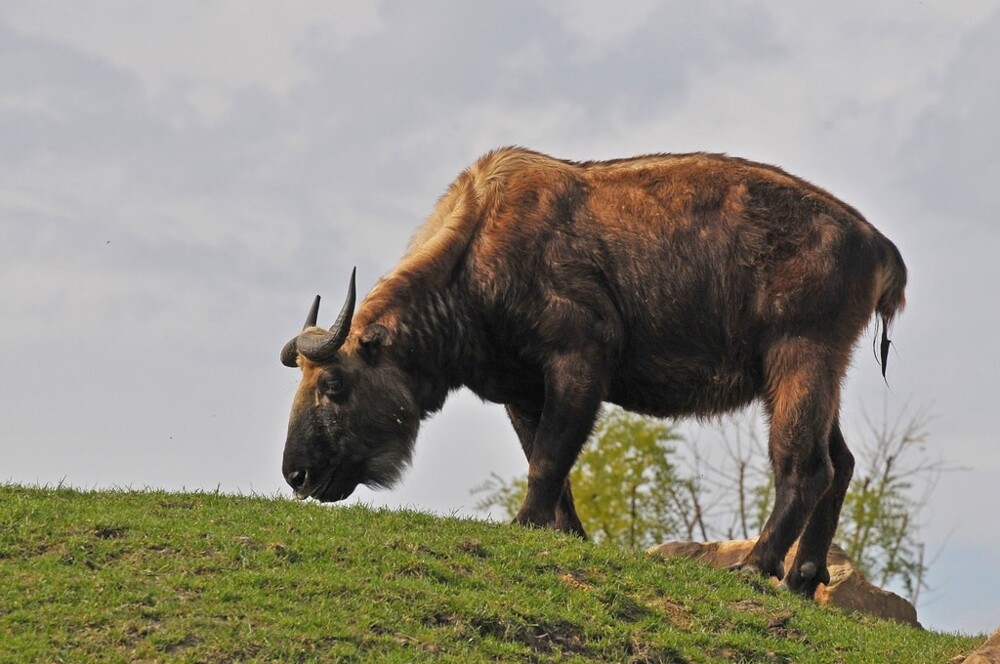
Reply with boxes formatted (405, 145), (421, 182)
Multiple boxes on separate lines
(350, 147), (568, 337)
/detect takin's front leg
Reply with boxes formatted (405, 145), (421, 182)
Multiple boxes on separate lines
(505, 403), (588, 538)
(513, 353), (603, 536)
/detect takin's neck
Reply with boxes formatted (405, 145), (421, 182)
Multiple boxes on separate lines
(356, 282), (475, 416)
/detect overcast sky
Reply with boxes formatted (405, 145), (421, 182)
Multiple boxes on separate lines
(2, 0), (998, 634)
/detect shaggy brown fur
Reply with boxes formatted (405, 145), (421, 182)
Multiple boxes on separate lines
(281, 147), (906, 598)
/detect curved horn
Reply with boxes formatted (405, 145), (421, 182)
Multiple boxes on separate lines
(296, 268), (357, 363)
(304, 294), (321, 329)
(279, 337), (300, 367)
(328, 267), (357, 347)
(280, 294), (321, 367)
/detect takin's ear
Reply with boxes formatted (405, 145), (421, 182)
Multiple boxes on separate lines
(359, 323), (390, 363)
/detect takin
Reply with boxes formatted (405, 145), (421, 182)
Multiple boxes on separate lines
(278, 147), (906, 598)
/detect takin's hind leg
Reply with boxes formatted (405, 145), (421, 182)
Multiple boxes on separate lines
(780, 418), (854, 597)
(737, 341), (841, 590)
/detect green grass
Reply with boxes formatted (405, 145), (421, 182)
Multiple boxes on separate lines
(0, 485), (983, 663)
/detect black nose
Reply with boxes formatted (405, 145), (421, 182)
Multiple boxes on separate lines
(285, 470), (306, 490)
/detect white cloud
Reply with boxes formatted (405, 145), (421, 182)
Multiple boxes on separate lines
(900, 6), (1000, 221)
(0, 1), (384, 96)
(544, 0), (662, 51)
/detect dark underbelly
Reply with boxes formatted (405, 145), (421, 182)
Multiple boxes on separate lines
(607, 354), (761, 419)
(462, 352), (760, 420)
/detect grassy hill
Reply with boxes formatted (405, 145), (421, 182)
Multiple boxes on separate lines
(0, 485), (983, 663)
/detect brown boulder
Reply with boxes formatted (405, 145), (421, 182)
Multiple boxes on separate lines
(648, 538), (921, 628)
(960, 627), (1000, 663)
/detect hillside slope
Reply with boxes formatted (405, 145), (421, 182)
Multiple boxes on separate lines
(0, 485), (982, 662)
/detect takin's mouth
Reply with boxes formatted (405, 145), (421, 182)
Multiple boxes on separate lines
(290, 465), (336, 501)
(304, 471), (334, 501)
(297, 464), (359, 503)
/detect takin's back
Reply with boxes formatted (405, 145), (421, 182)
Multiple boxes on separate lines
(450, 148), (906, 418)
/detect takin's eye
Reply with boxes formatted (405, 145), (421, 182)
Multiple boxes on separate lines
(317, 371), (349, 401)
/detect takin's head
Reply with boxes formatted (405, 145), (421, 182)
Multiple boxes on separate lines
(279, 269), (421, 502)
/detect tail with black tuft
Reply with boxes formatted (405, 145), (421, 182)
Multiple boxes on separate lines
(874, 239), (908, 379)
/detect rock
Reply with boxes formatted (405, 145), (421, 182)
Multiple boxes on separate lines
(648, 538), (921, 628)
(961, 627), (1000, 663)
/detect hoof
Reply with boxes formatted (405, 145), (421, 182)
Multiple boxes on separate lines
(729, 558), (784, 581)
(511, 517), (557, 531)
(780, 561), (829, 598)
(512, 504), (558, 531)
(727, 561), (780, 594)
